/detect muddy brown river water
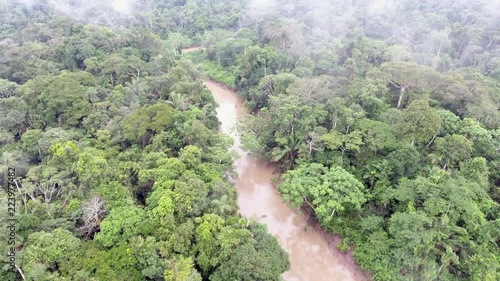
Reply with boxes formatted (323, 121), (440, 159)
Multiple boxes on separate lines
(204, 79), (368, 281)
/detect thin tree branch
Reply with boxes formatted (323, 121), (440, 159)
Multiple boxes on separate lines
(15, 264), (25, 280)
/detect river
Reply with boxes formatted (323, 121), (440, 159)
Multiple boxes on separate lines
(204, 79), (369, 281)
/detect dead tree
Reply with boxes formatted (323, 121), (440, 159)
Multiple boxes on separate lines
(79, 195), (107, 239)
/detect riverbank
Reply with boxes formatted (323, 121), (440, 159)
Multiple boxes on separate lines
(204, 77), (370, 281)
(183, 45), (370, 281)
(300, 206), (371, 281)
(272, 165), (370, 281)
(181, 46), (236, 89)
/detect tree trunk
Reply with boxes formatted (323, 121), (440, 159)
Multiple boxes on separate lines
(437, 264), (444, 275)
(426, 131), (438, 148)
(264, 58), (268, 77)
(397, 86), (406, 108)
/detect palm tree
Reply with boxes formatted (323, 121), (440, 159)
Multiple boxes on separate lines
(236, 217), (257, 229)
(271, 133), (303, 169)
(166, 92), (191, 111)
(124, 79), (152, 105)
(124, 79), (144, 97)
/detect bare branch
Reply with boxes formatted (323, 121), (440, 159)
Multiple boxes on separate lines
(80, 196), (107, 238)
(15, 264), (25, 280)
(387, 79), (402, 89)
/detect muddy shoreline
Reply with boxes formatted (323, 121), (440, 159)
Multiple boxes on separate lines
(270, 168), (370, 281)
(204, 78), (236, 92)
(299, 205), (371, 281)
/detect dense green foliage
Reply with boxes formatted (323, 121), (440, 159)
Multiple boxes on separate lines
(1, 0), (499, 280)
(232, 1), (500, 280)
(0, 1), (290, 280)
(185, 51), (236, 89)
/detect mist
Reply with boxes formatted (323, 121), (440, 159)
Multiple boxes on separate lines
(242, 0), (500, 57)
(3, 0), (144, 25)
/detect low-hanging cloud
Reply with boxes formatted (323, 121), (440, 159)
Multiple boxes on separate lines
(5, 0), (144, 24)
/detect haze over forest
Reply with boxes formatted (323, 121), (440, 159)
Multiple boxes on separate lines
(0, 0), (499, 281)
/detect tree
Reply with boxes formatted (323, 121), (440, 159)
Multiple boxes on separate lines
(459, 117), (495, 156)
(75, 147), (108, 188)
(383, 170), (495, 279)
(165, 256), (202, 281)
(264, 93), (327, 166)
(436, 109), (461, 136)
(166, 32), (192, 58)
(2, 2), (499, 281)
(122, 103), (175, 147)
(95, 206), (146, 247)
(386, 144), (422, 182)
(17, 158), (77, 217)
(129, 236), (165, 280)
(79, 195), (107, 239)
(279, 163), (366, 226)
(249, 73), (297, 110)
(18, 71), (96, 128)
(209, 240), (288, 281)
(432, 134), (473, 169)
(320, 130), (363, 156)
(93, 182), (134, 209)
(466, 98), (500, 129)
(464, 242), (500, 281)
(194, 214), (225, 275)
(22, 228), (81, 280)
(0, 78), (17, 98)
(270, 133), (304, 169)
(72, 241), (143, 281)
(210, 225), (289, 281)
(210, 195), (234, 216)
(354, 118), (396, 155)
(388, 211), (443, 280)
(203, 29), (233, 66)
(167, 220), (196, 256)
(395, 100), (441, 145)
(372, 62), (440, 108)
(438, 76), (490, 117)
(235, 45), (278, 90)
(0, 97), (27, 136)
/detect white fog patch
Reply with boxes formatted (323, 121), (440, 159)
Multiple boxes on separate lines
(111, 0), (131, 15)
(367, 0), (390, 15)
(5, 0), (142, 24)
(245, 0), (279, 22)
